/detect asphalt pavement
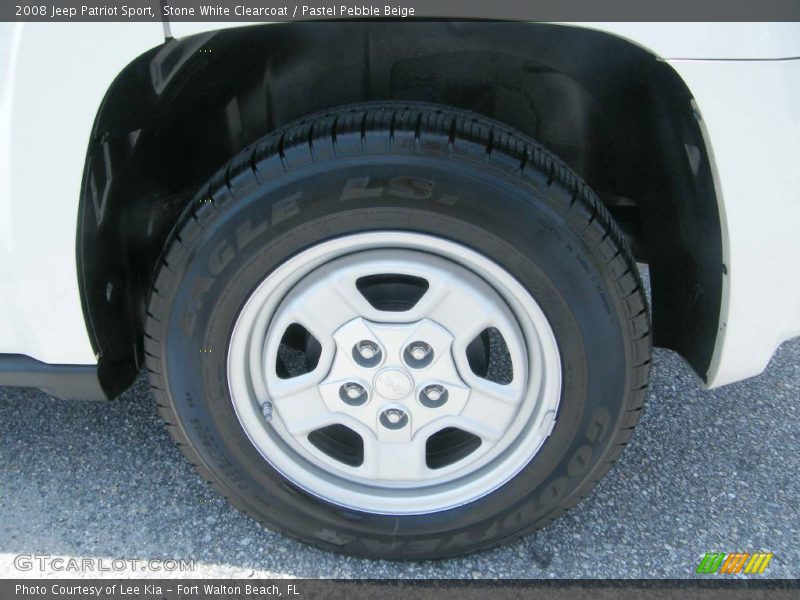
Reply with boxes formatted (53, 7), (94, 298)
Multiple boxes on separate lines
(0, 302), (797, 578)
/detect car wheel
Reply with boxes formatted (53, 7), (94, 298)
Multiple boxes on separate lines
(145, 102), (651, 559)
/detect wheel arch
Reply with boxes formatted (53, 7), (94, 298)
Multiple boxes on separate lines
(77, 21), (723, 396)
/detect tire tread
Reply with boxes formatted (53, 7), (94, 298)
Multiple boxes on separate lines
(145, 102), (652, 559)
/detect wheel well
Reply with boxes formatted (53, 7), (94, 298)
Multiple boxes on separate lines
(78, 21), (722, 396)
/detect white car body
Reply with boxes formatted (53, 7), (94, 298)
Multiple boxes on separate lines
(0, 21), (798, 391)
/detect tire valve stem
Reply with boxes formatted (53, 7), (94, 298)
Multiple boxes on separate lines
(262, 401), (273, 422)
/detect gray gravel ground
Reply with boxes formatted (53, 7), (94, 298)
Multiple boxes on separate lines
(0, 306), (798, 578)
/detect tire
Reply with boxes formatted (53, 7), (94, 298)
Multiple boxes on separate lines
(145, 102), (651, 559)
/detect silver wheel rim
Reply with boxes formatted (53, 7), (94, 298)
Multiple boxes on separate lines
(228, 232), (561, 515)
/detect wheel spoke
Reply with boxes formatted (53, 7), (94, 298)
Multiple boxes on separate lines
(466, 375), (522, 404)
(283, 273), (366, 341)
(361, 437), (428, 481)
(423, 281), (494, 342)
(455, 385), (521, 441)
(271, 383), (338, 435)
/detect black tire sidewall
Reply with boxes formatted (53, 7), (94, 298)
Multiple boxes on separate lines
(161, 157), (631, 557)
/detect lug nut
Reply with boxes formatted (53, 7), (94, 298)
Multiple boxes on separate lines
(358, 342), (377, 359)
(386, 410), (403, 423)
(379, 408), (409, 430)
(411, 346), (428, 360)
(352, 340), (382, 367)
(404, 341), (433, 368)
(419, 384), (449, 408)
(339, 382), (368, 406)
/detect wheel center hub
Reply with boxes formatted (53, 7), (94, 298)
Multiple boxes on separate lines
(374, 368), (413, 400)
(317, 317), (471, 441)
